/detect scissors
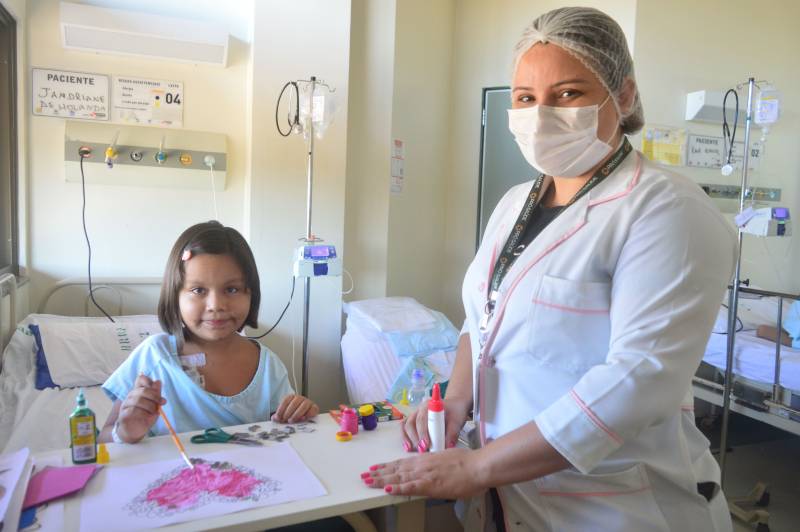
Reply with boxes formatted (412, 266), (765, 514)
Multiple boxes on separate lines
(190, 428), (263, 446)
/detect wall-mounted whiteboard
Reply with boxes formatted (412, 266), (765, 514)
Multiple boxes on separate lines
(686, 134), (761, 171)
(32, 68), (109, 121)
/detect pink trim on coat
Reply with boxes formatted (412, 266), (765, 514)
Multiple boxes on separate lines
(588, 154), (643, 207)
(570, 390), (624, 445)
(538, 485), (652, 498)
(532, 298), (609, 314)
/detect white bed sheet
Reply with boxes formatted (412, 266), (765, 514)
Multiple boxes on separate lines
(704, 329), (800, 392)
(341, 323), (404, 404)
(0, 318), (113, 454)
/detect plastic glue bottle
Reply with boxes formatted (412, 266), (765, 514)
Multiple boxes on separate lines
(427, 383), (445, 452)
(408, 369), (427, 406)
(70, 388), (97, 464)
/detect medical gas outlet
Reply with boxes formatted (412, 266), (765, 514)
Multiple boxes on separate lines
(293, 244), (342, 278)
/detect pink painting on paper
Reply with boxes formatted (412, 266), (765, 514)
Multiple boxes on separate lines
(79, 443), (327, 532)
(125, 459), (281, 518)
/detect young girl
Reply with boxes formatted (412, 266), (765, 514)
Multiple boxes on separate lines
(99, 221), (318, 444)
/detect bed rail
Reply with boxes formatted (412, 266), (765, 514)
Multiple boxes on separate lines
(0, 273), (17, 351)
(37, 276), (163, 314)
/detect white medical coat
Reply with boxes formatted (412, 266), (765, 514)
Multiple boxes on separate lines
(462, 150), (736, 531)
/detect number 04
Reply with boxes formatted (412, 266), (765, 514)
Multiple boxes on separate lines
(165, 92), (181, 105)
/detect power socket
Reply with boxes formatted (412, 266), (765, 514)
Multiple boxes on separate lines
(78, 146), (93, 158)
(204, 155), (216, 168)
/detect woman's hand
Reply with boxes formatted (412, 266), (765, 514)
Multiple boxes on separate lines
(272, 394), (319, 423)
(117, 374), (166, 443)
(401, 394), (471, 453)
(361, 448), (486, 498)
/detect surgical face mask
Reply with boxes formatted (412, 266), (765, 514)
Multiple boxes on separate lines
(507, 95), (615, 177)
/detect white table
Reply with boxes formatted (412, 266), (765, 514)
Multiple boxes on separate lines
(38, 416), (425, 531)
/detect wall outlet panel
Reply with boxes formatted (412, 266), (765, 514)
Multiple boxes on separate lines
(64, 121), (227, 190)
(699, 183), (781, 202)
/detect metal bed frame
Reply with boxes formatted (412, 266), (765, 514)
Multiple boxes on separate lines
(36, 276), (162, 315)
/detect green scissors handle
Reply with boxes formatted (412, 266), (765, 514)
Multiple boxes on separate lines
(191, 428), (232, 444)
(190, 428), (262, 446)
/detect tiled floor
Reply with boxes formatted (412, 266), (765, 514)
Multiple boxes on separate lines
(704, 411), (800, 532)
(724, 437), (800, 532)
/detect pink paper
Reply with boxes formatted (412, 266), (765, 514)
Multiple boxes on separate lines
(23, 464), (101, 510)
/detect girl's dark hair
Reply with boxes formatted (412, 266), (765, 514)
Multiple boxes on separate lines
(158, 221), (260, 341)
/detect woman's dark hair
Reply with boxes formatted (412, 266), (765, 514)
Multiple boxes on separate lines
(158, 221), (260, 340)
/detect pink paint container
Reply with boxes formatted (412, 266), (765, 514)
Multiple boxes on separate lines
(340, 408), (359, 435)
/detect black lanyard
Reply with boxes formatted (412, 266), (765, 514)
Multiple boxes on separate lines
(488, 137), (632, 299)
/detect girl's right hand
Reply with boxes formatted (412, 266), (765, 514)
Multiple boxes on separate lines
(401, 395), (471, 453)
(117, 374), (166, 443)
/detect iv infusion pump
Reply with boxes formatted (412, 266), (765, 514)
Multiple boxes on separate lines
(293, 244), (342, 278)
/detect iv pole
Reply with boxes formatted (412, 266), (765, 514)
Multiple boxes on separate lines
(718, 76), (754, 484)
(273, 75), (336, 398)
(301, 76), (317, 398)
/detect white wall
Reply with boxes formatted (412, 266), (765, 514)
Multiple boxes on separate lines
(633, 0), (800, 294)
(440, 0), (638, 324)
(343, 0), (395, 301)
(247, 0), (351, 409)
(344, 0), (455, 313)
(385, 0), (455, 311)
(24, 0), (251, 315)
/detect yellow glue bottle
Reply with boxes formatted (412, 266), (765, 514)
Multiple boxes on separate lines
(70, 388), (97, 464)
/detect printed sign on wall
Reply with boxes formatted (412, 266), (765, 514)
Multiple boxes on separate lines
(32, 68), (109, 120)
(113, 77), (183, 128)
(391, 139), (405, 194)
(686, 134), (761, 171)
(641, 125), (686, 166)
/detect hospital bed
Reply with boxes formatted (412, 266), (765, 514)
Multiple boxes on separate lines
(694, 287), (800, 436)
(0, 277), (162, 454)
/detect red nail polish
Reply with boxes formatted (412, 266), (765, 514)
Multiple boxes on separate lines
(361, 472), (371, 479)
(403, 441), (411, 452)
(369, 465), (379, 471)
(365, 477), (374, 485)
(418, 440), (427, 453)
(385, 485), (393, 493)
(447, 440), (456, 448)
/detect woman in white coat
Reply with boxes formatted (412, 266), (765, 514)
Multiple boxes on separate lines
(362, 7), (736, 531)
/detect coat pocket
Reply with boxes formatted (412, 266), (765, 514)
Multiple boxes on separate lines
(533, 463), (670, 532)
(529, 275), (612, 373)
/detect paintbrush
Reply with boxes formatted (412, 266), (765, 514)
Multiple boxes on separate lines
(158, 407), (195, 470)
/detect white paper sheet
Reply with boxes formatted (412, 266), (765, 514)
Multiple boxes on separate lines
(0, 447), (32, 532)
(79, 443), (326, 531)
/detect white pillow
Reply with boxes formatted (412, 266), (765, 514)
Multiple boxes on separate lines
(344, 297), (437, 333)
(31, 314), (162, 388)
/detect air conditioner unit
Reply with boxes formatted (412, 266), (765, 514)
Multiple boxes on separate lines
(685, 90), (755, 127)
(60, 2), (229, 67)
